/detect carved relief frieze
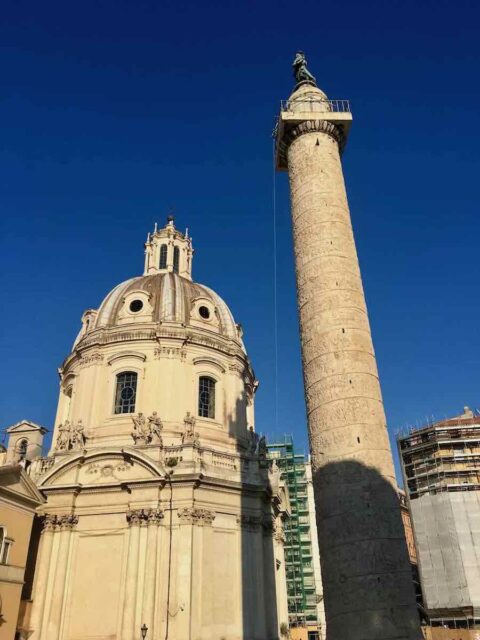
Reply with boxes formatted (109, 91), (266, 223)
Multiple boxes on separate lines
(154, 346), (187, 361)
(126, 508), (164, 526)
(86, 461), (130, 480)
(78, 352), (104, 368)
(177, 508), (215, 526)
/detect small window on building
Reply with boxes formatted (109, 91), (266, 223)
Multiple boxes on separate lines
(114, 371), (138, 414)
(159, 244), (168, 269)
(198, 376), (215, 419)
(173, 246), (180, 274)
(0, 527), (12, 565)
(18, 439), (28, 461)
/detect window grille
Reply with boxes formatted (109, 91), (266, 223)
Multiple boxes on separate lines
(114, 372), (138, 414)
(198, 376), (215, 419)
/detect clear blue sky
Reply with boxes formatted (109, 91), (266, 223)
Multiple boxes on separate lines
(1, 0), (479, 480)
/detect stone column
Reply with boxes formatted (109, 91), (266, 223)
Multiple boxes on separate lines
(142, 509), (164, 635)
(46, 515), (78, 639)
(121, 510), (142, 640)
(28, 516), (57, 639)
(276, 82), (421, 639)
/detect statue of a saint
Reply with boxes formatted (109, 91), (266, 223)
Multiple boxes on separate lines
(70, 420), (86, 450)
(182, 412), (200, 446)
(148, 412), (163, 444)
(56, 421), (71, 451)
(292, 51), (317, 86)
(131, 413), (151, 444)
(258, 435), (267, 458)
(247, 426), (259, 455)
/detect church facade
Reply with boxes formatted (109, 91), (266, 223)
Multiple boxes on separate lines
(7, 218), (289, 640)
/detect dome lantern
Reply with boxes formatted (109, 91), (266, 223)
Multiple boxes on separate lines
(144, 216), (194, 280)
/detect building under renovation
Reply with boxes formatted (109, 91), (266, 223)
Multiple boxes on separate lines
(398, 407), (480, 630)
(267, 437), (325, 640)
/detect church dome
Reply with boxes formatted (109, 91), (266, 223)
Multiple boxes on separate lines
(73, 218), (245, 351)
(92, 272), (240, 341)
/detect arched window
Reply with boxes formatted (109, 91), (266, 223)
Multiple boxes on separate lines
(173, 246), (180, 274)
(159, 244), (168, 269)
(114, 371), (138, 414)
(198, 376), (215, 419)
(18, 439), (28, 461)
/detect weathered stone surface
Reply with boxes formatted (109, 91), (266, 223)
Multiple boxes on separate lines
(277, 82), (421, 639)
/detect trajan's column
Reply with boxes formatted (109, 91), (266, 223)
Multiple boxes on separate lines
(275, 53), (421, 639)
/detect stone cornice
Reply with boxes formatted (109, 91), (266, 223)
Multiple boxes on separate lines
(277, 119), (345, 168)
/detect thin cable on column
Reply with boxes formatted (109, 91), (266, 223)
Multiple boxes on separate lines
(272, 137), (279, 433)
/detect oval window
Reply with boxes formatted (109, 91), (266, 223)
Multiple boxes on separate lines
(129, 300), (143, 313)
(199, 306), (210, 319)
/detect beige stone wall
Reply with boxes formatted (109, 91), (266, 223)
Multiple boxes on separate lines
(277, 83), (421, 640)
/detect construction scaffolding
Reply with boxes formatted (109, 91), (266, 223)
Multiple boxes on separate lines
(398, 407), (480, 627)
(267, 436), (323, 635)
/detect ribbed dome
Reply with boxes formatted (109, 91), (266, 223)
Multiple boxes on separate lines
(78, 272), (242, 346)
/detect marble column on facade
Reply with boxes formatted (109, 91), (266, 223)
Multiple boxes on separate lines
(121, 510), (142, 640)
(46, 515), (78, 640)
(141, 509), (164, 635)
(253, 518), (266, 640)
(28, 516), (57, 639)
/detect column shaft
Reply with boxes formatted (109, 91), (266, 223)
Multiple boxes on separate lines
(28, 525), (55, 638)
(286, 127), (420, 640)
(121, 521), (141, 640)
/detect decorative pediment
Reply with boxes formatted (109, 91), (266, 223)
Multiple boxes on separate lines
(6, 420), (48, 435)
(38, 448), (165, 490)
(0, 464), (45, 507)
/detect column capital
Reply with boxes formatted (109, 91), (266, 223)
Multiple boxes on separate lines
(236, 514), (262, 531)
(42, 513), (78, 532)
(126, 508), (164, 526)
(177, 507), (215, 526)
(277, 119), (345, 169)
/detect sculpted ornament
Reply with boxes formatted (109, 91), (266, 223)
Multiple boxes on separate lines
(247, 426), (259, 455)
(42, 513), (79, 532)
(181, 412), (200, 446)
(177, 507), (215, 526)
(292, 51), (317, 86)
(237, 514), (262, 531)
(131, 412), (163, 445)
(126, 508), (164, 526)
(55, 420), (86, 452)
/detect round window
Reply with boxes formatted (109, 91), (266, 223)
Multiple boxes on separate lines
(120, 386), (134, 400)
(129, 299), (143, 313)
(199, 305), (210, 319)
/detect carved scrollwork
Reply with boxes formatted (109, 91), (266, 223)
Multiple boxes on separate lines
(177, 508), (215, 526)
(273, 522), (286, 543)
